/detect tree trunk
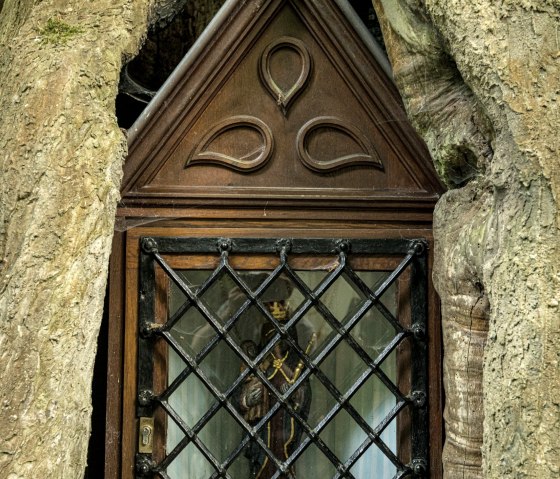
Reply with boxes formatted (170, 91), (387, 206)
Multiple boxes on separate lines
(0, 1), (153, 476)
(0, 1), (228, 477)
(373, 1), (560, 478)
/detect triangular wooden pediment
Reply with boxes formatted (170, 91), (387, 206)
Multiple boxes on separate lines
(122, 0), (444, 209)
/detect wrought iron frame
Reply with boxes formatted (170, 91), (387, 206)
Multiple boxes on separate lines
(136, 237), (429, 479)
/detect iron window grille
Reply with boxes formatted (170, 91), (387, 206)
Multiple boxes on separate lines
(136, 237), (429, 478)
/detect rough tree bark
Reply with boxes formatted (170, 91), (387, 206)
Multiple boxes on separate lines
(373, 1), (559, 478)
(0, 1), (154, 477)
(0, 1), (228, 477)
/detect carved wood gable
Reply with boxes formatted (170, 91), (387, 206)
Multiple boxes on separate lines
(122, 0), (444, 210)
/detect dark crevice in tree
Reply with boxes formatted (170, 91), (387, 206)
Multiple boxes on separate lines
(348, 0), (386, 54)
(446, 145), (483, 188)
(117, 0), (226, 128)
(85, 290), (109, 479)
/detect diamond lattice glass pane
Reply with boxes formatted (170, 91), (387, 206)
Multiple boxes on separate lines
(169, 307), (216, 358)
(294, 268), (328, 290)
(305, 376), (338, 429)
(200, 339), (240, 393)
(167, 346), (187, 392)
(230, 405), (309, 478)
(258, 272), (295, 304)
(319, 408), (367, 464)
(199, 270), (246, 323)
(320, 340), (367, 395)
(350, 440), (397, 479)
(380, 347), (398, 383)
(166, 442), (215, 479)
(291, 304), (334, 356)
(230, 304), (269, 350)
(350, 372), (397, 446)
(356, 270), (398, 317)
(321, 272), (368, 323)
(350, 306), (397, 361)
(199, 407), (246, 465)
(229, 447), (257, 478)
(390, 337), (413, 398)
(166, 412), (185, 454)
(280, 269), (326, 315)
(168, 372), (215, 429)
(282, 277), (307, 317)
(381, 423), (400, 465)
(294, 437), (338, 477)
(355, 270), (391, 294)
(169, 271), (216, 357)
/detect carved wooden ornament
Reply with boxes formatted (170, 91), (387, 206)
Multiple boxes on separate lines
(122, 0), (444, 210)
(186, 116), (274, 172)
(259, 36), (312, 115)
(296, 116), (383, 172)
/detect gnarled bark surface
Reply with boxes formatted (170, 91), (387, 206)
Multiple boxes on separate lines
(374, 1), (559, 478)
(0, 1), (153, 477)
(0, 1), (233, 477)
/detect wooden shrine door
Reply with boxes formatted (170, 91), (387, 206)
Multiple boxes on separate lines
(106, 1), (444, 478)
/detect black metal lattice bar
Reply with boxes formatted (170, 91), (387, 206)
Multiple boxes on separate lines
(159, 258), (290, 403)
(144, 240), (416, 476)
(280, 254), (410, 403)
(143, 238), (416, 478)
(158, 320), (288, 476)
(223, 247), (410, 475)
(150, 249), (348, 475)
(154, 256), (364, 476)
(137, 237), (428, 479)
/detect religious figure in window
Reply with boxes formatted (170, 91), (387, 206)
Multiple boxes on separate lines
(235, 281), (315, 479)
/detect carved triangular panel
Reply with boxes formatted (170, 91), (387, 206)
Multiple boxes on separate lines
(122, 0), (443, 208)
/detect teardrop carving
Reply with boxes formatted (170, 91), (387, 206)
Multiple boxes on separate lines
(259, 36), (312, 115)
(296, 116), (383, 172)
(186, 116), (274, 172)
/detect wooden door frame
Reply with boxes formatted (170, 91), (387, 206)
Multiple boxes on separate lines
(104, 209), (443, 478)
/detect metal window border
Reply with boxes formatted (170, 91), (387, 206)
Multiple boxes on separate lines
(136, 237), (429, 478)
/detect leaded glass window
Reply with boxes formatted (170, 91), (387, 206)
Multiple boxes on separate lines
(136, 237), (428, 478)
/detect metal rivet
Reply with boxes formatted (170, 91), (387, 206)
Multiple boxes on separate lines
(275, 238), (292, 253)
(410, 240), (426, 256)
(138, 389), (155, 407)
(412, 458), (427, 476)
(135, 455), (156, 476)
(411, 323), (426, 341)
(410, 390), (427, 408)
(141, 237), (158, 254)
(217, 238), (232, 252)
(335, 239), (351, 253)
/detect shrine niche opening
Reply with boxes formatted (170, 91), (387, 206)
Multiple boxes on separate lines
(102, 1), (444, 478)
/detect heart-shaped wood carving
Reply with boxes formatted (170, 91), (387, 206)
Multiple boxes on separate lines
(259, 36), (312, 115)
